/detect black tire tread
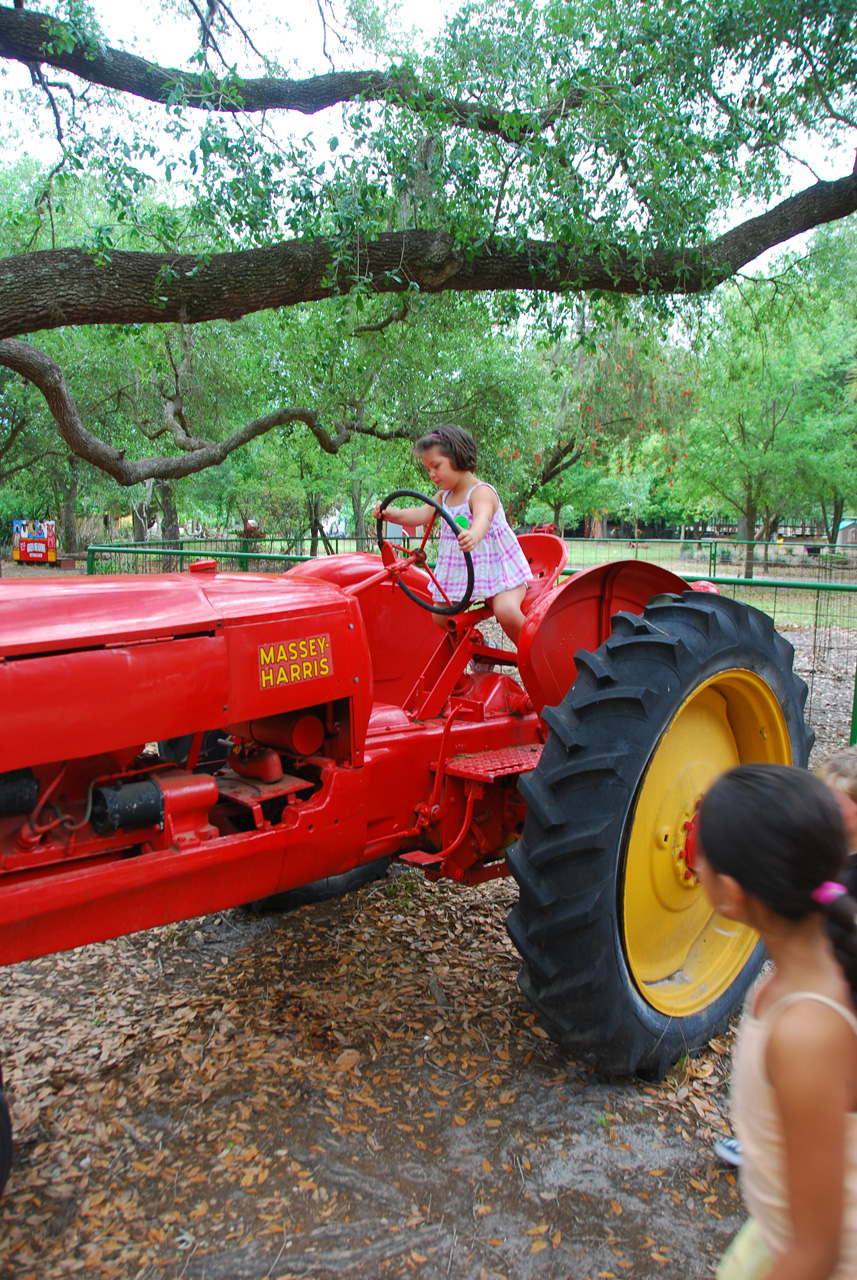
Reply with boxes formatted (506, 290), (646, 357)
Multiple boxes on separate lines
(506, 591), (812, 1077)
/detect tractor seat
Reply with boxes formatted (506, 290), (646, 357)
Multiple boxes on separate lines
(517, 533), (569, 615)
(451, 531), (569, 637)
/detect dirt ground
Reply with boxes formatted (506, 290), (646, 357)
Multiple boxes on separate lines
(0, 561), (852, 1279)
(2, 878), (744, 1280)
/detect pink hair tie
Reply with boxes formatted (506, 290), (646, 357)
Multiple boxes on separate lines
(811, 881), (848, 904)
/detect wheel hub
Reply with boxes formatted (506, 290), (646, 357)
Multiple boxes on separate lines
(623, 668), (792, 1018)
(679, 809), (701, 879)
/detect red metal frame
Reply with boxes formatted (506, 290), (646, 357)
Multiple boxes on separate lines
(0, 546), (684, 967)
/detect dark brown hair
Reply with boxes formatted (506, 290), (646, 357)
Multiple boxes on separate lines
(699, 764), (857, 1000)
(414, 424), (477, 472)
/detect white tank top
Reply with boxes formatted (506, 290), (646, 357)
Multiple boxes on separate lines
(732, 988), (857, 1276)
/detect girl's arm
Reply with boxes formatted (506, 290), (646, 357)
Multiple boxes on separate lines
(458, 485), (498, 553)
(764, 1002), (856, 1280)
(371, 500), (436, 527)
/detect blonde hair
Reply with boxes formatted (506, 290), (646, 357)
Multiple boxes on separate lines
(818, 748), (857, 805)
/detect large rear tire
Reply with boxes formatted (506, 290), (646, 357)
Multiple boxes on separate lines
(506, 592), (813, 1077)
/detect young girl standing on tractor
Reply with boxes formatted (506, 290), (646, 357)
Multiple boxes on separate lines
(698, 764), (857, 1280)
(373, 424), (532, 642)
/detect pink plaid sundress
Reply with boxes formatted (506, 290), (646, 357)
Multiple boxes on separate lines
(431, 482), (532, 603)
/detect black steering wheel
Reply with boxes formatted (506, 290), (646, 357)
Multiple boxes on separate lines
(376, 489), (475, 615)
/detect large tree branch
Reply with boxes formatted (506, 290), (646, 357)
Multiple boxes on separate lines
(0, 338), (319, 484)
(0, 453), (45, 484)
(508, 439), (588, 516)
(3, 173), (855, 341)
(0, 333), (465, 477)
(0, 406), (28, 463)
(0, 5), (578, 139)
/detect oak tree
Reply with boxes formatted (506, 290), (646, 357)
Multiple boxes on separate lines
(0, 0), (855, 484)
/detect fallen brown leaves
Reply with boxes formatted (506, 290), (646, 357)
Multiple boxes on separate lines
(0, 871), (743, 1279)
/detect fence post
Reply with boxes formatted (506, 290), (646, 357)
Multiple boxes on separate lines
(851, 662), (857, 747)
(86, 547), (95, 575)
(239, 538), (249, 572)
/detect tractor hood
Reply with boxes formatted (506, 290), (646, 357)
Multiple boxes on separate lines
(0, 571), (372, 773)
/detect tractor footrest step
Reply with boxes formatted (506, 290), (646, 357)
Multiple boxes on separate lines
(399, 850), (445, 868)
(444, 743), (543, 782)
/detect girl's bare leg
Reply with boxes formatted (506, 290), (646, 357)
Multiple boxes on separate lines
(489, 585), (527, 645)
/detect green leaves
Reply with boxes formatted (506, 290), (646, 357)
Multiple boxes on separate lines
(679, 234), (857, 533)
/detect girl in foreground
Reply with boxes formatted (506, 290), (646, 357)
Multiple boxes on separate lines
(698, 765), (857, 1280)
(373, 424), (531, 642)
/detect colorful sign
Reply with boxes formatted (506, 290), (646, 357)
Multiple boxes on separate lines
(12, 519), (57, 564)
(259, 634), (333, 690)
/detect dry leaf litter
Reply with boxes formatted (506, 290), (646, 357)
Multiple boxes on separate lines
(0, 599), (850, 1280)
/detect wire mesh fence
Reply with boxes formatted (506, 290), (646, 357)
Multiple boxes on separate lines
(681, 576), (857, 756)
(558, 545), (857, 747)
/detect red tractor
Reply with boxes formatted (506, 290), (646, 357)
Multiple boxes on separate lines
(0, 496), (811, 1192)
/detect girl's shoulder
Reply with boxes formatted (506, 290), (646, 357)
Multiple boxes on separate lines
(753, 972), (857, 1030)
(766, 993), (857, 1109)
(467, 480), (499, 505)
(766, 989), (857, 1036)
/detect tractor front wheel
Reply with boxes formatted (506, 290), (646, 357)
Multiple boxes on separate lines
(506, 592), (813, 1078)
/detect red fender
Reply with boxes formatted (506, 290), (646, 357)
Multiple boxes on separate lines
(517, 559), (690, 716)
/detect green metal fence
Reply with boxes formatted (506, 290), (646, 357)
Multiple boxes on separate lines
(85, 542), (307, 574)
(85, 536), (857, 747)
(87, 535), (857, 580)
(562, 537), (857, 583)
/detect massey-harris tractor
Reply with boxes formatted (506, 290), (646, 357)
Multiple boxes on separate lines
(0, 495), (812, 1192)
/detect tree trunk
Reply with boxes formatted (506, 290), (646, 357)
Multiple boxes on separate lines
(741, 498), (757, 580)
(131, 505), (147, 543)
(830, 496), (845, 546)
(350, 468), (366, 547)
(54, 454), (79, 553)
(306, 493), (335, 557)
(156, 479), (180, 570)
(157, 480), (180, 541)
(760, 509), (780, 570)
(132, 479), (155, 543)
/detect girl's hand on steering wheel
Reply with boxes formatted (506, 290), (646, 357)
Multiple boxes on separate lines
(375, 488), (474, 615)
(458, 527), (481, 554)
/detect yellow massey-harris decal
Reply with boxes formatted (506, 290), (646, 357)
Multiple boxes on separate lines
(259, 634), (333, 689)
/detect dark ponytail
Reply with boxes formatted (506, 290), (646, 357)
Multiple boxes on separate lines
(699, 764), (857, 1003)
(822, 891), (857, 1005)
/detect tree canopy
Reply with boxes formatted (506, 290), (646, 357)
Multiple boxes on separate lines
(0, 0), (856, 490)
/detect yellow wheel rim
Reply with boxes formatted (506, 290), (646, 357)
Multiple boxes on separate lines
(623, 669), (792, 1018)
